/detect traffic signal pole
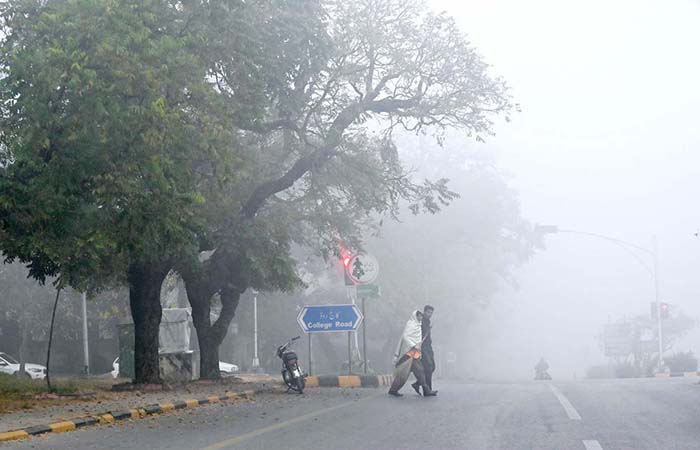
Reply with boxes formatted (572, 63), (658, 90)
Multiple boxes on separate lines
(535, 226), (666, 372)
(653, 236), (664, 371)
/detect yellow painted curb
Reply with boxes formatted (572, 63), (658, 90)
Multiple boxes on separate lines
(0, 389), (258, 443)
(48, 421), (77, 433)
(0, 430), (30, 442)
(306, 376), (319, 387)
(338, 376), (361, 388)
(98, 413), (115, 424)
(160, 402), (176, 412)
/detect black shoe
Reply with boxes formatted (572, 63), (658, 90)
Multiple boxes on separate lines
(423, 389), (438, 396)
(388, 391), (403, 397)
(411, 382), (422, 396)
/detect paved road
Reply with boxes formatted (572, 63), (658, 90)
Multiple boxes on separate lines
(4, 378), (700, 450)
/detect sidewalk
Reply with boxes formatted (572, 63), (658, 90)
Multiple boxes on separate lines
(0, 374), (279, 435)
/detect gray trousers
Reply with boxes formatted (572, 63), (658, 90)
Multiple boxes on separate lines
(389, 355), (429, 393)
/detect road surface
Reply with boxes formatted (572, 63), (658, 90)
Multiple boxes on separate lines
(4, 378), (700, 450)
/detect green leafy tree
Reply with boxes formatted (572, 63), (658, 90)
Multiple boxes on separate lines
(183, 0), (513, 378)
(0, 0), (232, 383)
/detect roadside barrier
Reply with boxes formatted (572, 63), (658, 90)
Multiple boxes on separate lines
(0, 389), (256, 443)
(305, 374), (393, 388)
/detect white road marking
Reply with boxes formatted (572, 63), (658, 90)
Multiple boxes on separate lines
(583, 440), (605, 450)
(549, 385), (582, 420)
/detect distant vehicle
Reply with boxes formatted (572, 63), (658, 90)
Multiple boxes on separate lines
(218, 361), (240, 376)
(0, 352), (47, 380)
(110, 357), (239, 378)
(111, 357), (119, 379)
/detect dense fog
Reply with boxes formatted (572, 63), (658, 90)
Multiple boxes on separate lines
(0, 0), (698, 384)
(428, 0), (700, 380)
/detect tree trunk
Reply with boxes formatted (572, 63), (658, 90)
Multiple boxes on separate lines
(188, 280), (241, 380)
(128, 261), (170, 384)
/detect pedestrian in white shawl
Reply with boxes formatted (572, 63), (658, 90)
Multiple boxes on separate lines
(394, 310), (423, 360)
(388, 310), (437, 397)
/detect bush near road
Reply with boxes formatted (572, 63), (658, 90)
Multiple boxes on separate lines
(664, 352), (698, 373)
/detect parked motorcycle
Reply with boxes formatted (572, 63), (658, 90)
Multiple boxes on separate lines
(277, 336), (306, 394)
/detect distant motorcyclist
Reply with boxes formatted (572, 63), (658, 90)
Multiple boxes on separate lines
(534, 357), (552, 380)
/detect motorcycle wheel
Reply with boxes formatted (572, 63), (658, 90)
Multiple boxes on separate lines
(295, 376), (305, 394)
(282, 371), (294, 390)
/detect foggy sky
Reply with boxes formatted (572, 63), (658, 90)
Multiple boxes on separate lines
(430, 0), (700, 378)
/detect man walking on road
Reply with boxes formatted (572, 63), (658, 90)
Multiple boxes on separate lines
(388, 310), (437, 397)
(412, 305), (435, 395)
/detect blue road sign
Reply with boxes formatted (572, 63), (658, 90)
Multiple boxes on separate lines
(297, 304), (363, 333)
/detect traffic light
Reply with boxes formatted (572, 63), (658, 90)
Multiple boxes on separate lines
(338, 246), (355, 286)
(651, 302), (670, 320)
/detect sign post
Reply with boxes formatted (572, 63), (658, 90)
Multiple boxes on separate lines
(308, 334), (312, 376)
(347, 332), (352, 375)
(345, 253), (379, 375)
(361, 297), (367, 374)
(297, 304), (364, 374)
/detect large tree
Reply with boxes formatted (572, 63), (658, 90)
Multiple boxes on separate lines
(183, 0), (513, 378)
(0, 0), (233, 383)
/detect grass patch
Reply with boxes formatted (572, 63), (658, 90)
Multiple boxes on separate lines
(0, 373), (116, 414)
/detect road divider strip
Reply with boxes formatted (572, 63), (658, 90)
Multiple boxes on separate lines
(583, 440), (605, 450)
(549, 385), (582, 420)
(304, 374), (393, 389)
(0, 388), (257, 443)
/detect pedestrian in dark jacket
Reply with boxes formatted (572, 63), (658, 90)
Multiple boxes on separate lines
(412, 305), (435, 394)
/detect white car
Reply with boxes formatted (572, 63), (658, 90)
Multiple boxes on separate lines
(110, 357), (239, 378)
(218, 361), (240, 375)
(0, 352), (47, 380)
(111, 356), (120, 378)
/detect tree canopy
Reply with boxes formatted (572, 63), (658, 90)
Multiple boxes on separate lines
(0, 0), (517, 382)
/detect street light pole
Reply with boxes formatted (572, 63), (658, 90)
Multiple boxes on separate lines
(251, 290), (260, 370)
(536, 225), (665, 371)
(652, 236), (664, 371)
(81, 292), (90, 376)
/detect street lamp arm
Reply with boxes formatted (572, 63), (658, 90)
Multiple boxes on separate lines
(536, 225), (664, 371)
(556, 229), (653, 256)
(555, 229), (655, 278)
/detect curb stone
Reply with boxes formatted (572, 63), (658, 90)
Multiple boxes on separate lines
(0, 389), (257, 443)
(305, 374), (393, 388)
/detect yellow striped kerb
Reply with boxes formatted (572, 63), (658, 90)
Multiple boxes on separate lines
(0, 430), (30, 442)
(338, 376), (361, 388)
(159, 402), (176, 412)
(49, 421), (77, 433)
